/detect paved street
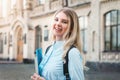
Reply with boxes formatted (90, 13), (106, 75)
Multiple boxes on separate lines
(0, 63), (34, 80)
(0, 63), (120, 80)
(85, 71), (120, 80)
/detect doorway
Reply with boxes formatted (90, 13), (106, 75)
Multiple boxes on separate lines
(16, 28), (23, 62)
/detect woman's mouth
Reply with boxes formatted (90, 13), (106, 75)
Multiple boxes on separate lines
(54, 27), (62, 32)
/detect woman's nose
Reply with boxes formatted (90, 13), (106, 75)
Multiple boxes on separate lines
(56, 21), (61, 26)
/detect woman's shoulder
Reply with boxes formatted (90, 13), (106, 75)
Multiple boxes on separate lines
(69, 47), (80, 54)
(68, 47), (82, 59)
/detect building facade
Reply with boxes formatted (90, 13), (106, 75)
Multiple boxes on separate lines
(0, 0), (120, 69)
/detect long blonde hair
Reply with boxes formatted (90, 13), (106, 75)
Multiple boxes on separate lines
(51, 7), (82, 60)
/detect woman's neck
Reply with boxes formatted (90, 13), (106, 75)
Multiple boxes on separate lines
(56, 37), (63, 41)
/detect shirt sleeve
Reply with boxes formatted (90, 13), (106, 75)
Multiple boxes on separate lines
(68, 48), (85, 80)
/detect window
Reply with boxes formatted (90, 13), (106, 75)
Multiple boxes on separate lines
(104, 10), (120, 51)
(23, 34), (26, 44)
(44, 30), (49, 41)
(0, 33), (3, 53)
(2, 0), (7, 17)
(4, 33), (7, 44)
(11, 0), (16, 9)
(50, 0), (58, 2)
(79, 16), (88, 53)
(62, 0), (68, 7)
(35, 26), (42, 49)
(38, 0), (45, 4)
(92, 31), (95, 52)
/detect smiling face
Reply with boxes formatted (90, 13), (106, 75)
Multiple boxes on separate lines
(52, 11), (69, 41)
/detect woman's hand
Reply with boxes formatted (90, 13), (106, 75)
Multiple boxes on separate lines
(31, 73), (45, 80)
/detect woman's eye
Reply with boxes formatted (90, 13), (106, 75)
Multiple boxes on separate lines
(62, 21), (68, 24)
(54, 18), (58, 21)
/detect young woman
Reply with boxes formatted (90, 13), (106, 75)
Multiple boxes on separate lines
(31, 7), (85, 80)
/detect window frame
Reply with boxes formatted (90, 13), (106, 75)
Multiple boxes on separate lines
(104, 10), (120, 52)
(79, 16), (88, 53)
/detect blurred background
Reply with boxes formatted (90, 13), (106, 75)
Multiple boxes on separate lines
(0, 0), (120, 80)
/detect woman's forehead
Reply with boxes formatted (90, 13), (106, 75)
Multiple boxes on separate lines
(55, 12), (70, 21)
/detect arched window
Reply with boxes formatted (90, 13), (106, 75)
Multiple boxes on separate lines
(35, 26), (42, 49)
(104, 10), (120, 51)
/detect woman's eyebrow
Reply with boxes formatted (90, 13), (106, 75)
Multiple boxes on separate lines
(62, 19), (69, 22)
(55, 16), (69, 21)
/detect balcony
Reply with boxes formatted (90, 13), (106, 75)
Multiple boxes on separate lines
(50, 0), (62, 11)
(68, 0), (91, 7)
(30, 4), (44, 17)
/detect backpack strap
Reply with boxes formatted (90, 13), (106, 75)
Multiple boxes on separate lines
(45, 45), (51, 54)
(45, 45), (75, 80)
(63, 45), (75, 80)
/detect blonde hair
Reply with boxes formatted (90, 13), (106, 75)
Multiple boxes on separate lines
(50, 7), (82, 60)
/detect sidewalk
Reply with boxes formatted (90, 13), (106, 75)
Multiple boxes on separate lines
(85, 70), (120, 80)
(0, 63), (34, 80)
(0, 62), (120, 80)
(0, 60), (21, 64)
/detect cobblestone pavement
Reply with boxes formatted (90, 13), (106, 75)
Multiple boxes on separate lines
(0, 63), (120, 80)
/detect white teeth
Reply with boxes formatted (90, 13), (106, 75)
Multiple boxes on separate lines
(55, 27), (62, 31)
(55, 28), (60, 30)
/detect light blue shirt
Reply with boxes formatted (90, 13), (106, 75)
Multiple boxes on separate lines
(39, 41), (84, 80)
